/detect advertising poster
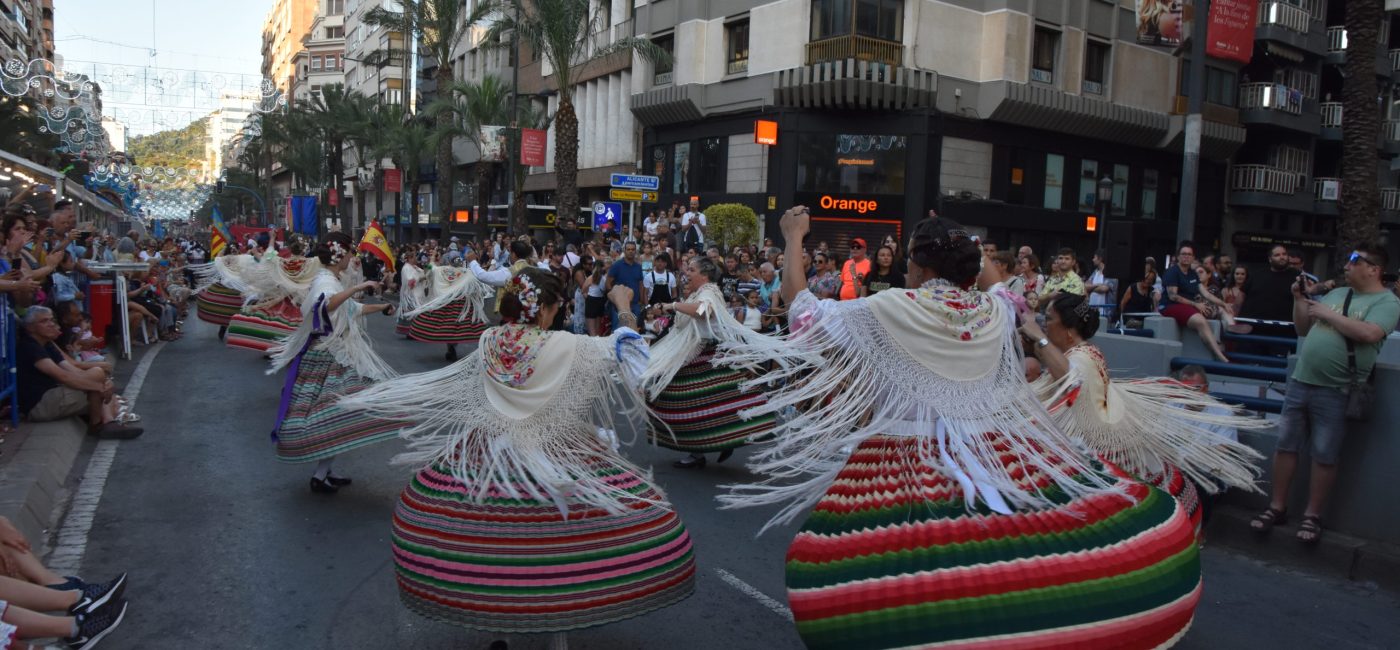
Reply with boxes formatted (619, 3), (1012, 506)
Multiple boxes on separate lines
(1137, 0), (1188, 47)
(1206, 0), (1257, 63)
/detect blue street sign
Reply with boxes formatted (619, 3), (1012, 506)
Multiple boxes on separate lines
(593, 201), (623, 232)
(609, 174), (661, 191)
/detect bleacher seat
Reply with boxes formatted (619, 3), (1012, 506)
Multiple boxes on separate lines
(1170, 357), (1288, 383)
(1107, 328), (1155, 338)
(1211, 392), (1284, 414)
(1223, 352), (1289, 368)
(1221, 331), (1298, 351)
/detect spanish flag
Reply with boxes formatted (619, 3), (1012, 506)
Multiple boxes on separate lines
(210, 225), (228, 258)
(358, 220), (395, 273)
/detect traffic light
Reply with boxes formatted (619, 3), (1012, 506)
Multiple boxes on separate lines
(1085, 215), (1098, 232)
(216, 180), (225, 194)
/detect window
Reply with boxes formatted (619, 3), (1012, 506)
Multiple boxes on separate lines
(1078, 159), (1098, 211)
(1032, 27), (1059, 84)
(1084, 40), (1109, 94)
(1044, 154), (1065, 210)
(1180, 64), (1238, 106)
(1141, 169), (1159, 219)
(328, 0), (345, 14)
(326, 26), (344, 39)
(811, 0), (903, 41)
(326, 54), (338, 70)
(311, 56), (322, 71)
(672, 141), (690, 193)
(797, 133), (908, 195)
(653, 34), (674, 85)
(647, 145), (669, 191)
(695, 137), (725, 192)
(726, 20), (750, 75)
(1112, 164), (1128, 216)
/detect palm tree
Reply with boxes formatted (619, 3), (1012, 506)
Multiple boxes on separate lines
(379, 107), (435, 243)
(487, 0), (669, 235)
(366, 0), (499, 238)
(432, 76), (514, 240)
(302, 84), (366, 229)
(1340, 0), (1383, 259)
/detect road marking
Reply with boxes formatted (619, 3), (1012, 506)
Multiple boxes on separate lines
(48, 342), (167, 576)
(715, 568), (793, 622)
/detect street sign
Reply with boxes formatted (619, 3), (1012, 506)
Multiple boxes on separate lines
(609, 189), (658, 202)
(609, 174), (660, 191)
(593, 201), (623, 232)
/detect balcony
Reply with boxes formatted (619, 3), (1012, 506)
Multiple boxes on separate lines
(805, 34), (903, 67)
(1325, 25), (1394, 72)
(1383, 189), (1400, 222)
(1319, 102), (1342, 140)
(1328, 26), (1346, 54)
(1237, 82), (1321, 135)
(1256, 1), (1326, 56)
(1228, 164), (1312, 212)
(1385, 120), (1400, 155)
(1392, 49), (1400, 78)
(1314, 177), (1341, 215)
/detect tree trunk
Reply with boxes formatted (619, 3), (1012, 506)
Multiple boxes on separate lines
(476, 161), (491, 241)
(356, 163), (368, 234)
(554, 99), (579, 240)
(1339, 0), (1382, 262)
(511, 156), (527, 236)
(435, 65), (456, 243)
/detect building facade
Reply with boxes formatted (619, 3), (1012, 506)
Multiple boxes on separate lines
(290, 5), (346, 105)
(0, 0), (53, 65)
(261, 0), (319, 94)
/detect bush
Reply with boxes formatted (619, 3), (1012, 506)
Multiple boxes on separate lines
(706, 203), (759, 251)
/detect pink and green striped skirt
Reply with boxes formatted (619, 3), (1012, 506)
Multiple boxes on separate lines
(196, 283), (243, 327)
(227, 298), (302, 353)
(274, 348), (400, 463)
(408, 299), (488, 344)
(786, 434), (1201, 650)
(392, 457), (697, 633)
(647, 345), (776, 452)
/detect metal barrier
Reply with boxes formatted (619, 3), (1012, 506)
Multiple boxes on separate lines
(0, 295), (16, 427)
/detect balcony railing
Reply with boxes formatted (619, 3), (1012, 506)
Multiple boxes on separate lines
(1328, 26), (1347, 53)
(1320, 102), (1342, 127)
(653, 70), (673, 85)
(1386, 120), (1400, 142)
(1313, 178), (1341, 201)
(1231, 165), (1302, 194)
(1392, 49), (1400, 72)
(805, 34), (903, 67)
(1258, 1), (1312, 34)
(1239, 82), (1302, 114)
(1383, 188), (1400, 211)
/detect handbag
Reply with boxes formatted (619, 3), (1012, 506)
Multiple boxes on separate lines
(1341, 290), (1376, 421)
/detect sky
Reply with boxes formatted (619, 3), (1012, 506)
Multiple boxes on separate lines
(52, 0), (272, 135)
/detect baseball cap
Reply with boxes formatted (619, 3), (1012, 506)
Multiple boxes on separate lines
(851, 238), (867, 249)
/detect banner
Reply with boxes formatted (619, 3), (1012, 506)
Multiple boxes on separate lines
(520, 128), (547, 167)
(383, 168), (402, 193)
(209, 205), (234, 244)
(289, 195), (319, 236)
(480, 126), (508, 162)
(1137, 0), (1188, 47)
(1206, 0), (1256, 63)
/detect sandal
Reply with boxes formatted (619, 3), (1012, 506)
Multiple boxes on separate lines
(1250, 507), (1288, 532)
(1296, 515), (1323, 545)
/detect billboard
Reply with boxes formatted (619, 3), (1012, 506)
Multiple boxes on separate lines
(1206, 0), (1257, 63)
(1137, 0), (1188, 47)
(520, 128), (547, 167)
(479, 126), (509, 162)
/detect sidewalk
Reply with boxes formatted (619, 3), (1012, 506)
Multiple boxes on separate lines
(0, 343), (154, 551)
(1206, 504), (1400, 594)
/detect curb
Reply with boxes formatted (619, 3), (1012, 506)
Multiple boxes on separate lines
(0, 418), (88, 549)
(1206, 504), (1400, 593)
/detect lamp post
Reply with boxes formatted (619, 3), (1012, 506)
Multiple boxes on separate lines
(1096, 174), (1113, 254)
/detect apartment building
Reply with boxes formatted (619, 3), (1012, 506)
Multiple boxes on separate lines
(290, 3), (346, 105)
(261, 0), (319, 94)
(343, 0), (408, 105)
(0, 0), (53, 65)
(203, 92), (262, 180)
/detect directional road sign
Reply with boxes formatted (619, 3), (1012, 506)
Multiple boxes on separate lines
(610, 174), (660, 191)
(609, 189), (658, 202)
(593, 201), (623, 232)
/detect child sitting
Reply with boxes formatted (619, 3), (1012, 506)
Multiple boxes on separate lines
(75, 315), (107, 362)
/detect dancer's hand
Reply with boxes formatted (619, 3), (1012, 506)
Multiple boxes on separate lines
(608, 285), (634, 310)
(780, 206), (809, 241)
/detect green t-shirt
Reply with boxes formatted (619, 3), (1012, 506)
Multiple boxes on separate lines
(1292, 287), (1400, 389)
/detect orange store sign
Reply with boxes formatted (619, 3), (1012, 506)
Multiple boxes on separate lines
(819, 195), (879, 214)
(755, 120), (778, 145)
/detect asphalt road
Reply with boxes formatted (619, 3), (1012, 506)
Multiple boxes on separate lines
(65, 310), (1400, 649)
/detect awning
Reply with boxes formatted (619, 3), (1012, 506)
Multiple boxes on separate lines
(983, 81), (1170, 149)
(1261, 41), (1306, 64)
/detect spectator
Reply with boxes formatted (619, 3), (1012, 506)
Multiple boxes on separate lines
(1, 213), (42, 302)
(809, 252), (840, 299)
(1222, 266), (1247, 316)
(1287, 247), (1305, 273)
(1084, 250), (1112, 316)
(1172, 365), (1237, 527)
(981, 241), (998, 256)
(1017, 252), (1044, 304)
(1119, 267), (1159, 324)
(1240, 244), (1296, 324)
(50, 254), (83, 303)
(838, 238), (872, 300)
(1252, 243), (1400, 545)
(642, 253), (677, 307)
(643, 211), (660, 237)
(862, 245), (906, 297)
(1041, 248), (1085, 301)
(720, 255), (741, 302)
(977, 250), (1016, 293)
(680, 198), (707, 253)
(605, 240), (644, 324)
(17, 307), (142, 438)
(882, 234), (908, 278)
(1160, 241), (1231, 363)
(736, 264), (762, 298)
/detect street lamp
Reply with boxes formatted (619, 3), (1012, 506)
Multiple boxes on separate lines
(1096, 174), (1113, 253)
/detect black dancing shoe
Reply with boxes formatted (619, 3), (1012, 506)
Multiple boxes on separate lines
(309, 477), (339, 494)
(672, 455), (706, 469)
(716, 448), (734, 464)
(445, 347), (459, 362)
(326, 475), (352, 487)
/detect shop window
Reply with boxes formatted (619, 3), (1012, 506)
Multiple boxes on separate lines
(647, 145), (669, 191)
(1084, 40), (1109, 95)
(797, 133), (908, 195)
(695, 137), (726, 193)
(1032, 27), (1059, 84)
(726, 19), (750, 75)
(1044, 154), (1065, 210)
(1112, 164), (1129, 216)
(1141, 169), (1159, 219)
(672, 142), (690, 193)
(1078, 159), (1099, 211)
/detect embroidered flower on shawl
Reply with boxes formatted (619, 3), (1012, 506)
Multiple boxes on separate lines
(484, 324), (547, 387)
(915, 279), (995, 342)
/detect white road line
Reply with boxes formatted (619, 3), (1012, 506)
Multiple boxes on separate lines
(714, 568), (793, 622)
(48, 342), (167, 576)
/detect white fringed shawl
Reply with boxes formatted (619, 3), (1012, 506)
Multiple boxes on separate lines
(189, 253), (322, 309)
(190, 254), (259, 295)
(638, 282), (775, 400)
(398, 264), (428, 314)
(267, 269), (397, 380)
(340, 327), (658, 517)
(713, 283), (1115, 533)
(1033, 344), (1263, 493)
(404, 264), (491, 323)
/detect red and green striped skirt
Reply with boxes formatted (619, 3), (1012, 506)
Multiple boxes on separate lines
(226, 298), (302, 353)
(196, 283), (243, 327)
(647, 345), (776, 452)
(1142, 463), (1203, 539)
(274, 348), (400, 463)
(408, 299), (488, 344)
(786, 434), (1201, 650)
(392, 458), (697, 633)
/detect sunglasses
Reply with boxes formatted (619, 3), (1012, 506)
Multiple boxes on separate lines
(1349, 252), (1377, 267)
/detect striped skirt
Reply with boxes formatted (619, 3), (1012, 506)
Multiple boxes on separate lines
(647, 345), (776, 452)
(1146, 463), (1203, 538)
(274, 348), (400, 463)
(395, 315), (413, 337)
(786, 434), (1201, 650)
(408, 299), (488, 344)
(196, 283), (242, 326)
(227, 298), (302, 353)
(392, 459), (697, 633)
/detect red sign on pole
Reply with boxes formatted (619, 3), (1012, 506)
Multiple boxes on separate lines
(383, 168), (403, 193)
(520, 128), (547, 167)
(328, 187), (339, 207)
(1206, 0), (1256, 64)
